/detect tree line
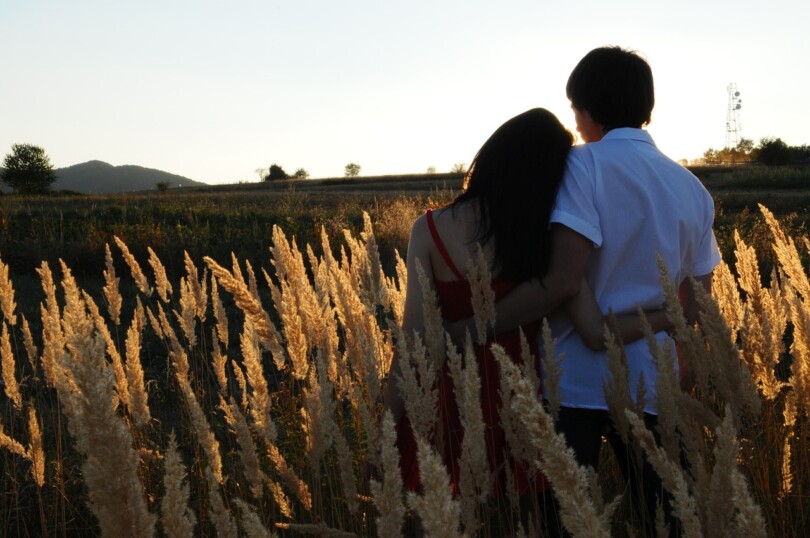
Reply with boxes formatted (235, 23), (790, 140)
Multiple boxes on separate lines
(0, 142), (468, 195)
(256, 162), (362, 182)
(701, 137), (810, 165)
(4, 140), (809, 196)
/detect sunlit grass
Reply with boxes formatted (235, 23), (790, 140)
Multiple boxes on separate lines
(0, 201), (807, 536)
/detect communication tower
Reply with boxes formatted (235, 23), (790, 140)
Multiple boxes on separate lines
(726, 83), (742, 149)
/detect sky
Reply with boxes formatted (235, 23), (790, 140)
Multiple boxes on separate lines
(1, 0), (808, 185)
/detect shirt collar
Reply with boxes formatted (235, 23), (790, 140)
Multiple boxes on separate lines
(601, 127), (656, 147)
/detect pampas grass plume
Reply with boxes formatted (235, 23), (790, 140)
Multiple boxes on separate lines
(0, 257), (17, 326)
(102, 243), (122, 325)
(161, 431), (197, 538)
(370, 411), (405, 538)
(406, 438), (462, 538)
(114, 236), (152, 296)
(0, 322), (22, 410)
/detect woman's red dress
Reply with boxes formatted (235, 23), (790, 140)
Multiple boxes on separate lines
(395, 209), (549, 496)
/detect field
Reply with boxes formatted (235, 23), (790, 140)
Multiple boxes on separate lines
(0, 166), (809, 537)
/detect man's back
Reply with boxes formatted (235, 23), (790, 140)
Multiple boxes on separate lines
(549, 127), (720, 412)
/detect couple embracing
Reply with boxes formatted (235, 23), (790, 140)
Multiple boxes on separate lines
(385, 46), (720, 536)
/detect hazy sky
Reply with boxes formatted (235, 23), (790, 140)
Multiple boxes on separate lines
(1, 1), (807, 184)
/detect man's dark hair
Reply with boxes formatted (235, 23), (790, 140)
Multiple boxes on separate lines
(566, 46), (654, 131)
(451, 108), (573, 283)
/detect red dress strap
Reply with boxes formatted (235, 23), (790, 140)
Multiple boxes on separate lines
(426, 209), (466, 281)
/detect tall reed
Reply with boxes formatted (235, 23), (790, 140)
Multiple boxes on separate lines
(0, 207), (806, 537)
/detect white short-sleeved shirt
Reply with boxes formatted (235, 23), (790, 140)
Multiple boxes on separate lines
(547, 128), (721, 414)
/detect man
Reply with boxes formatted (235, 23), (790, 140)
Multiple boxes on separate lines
(454, 46), (720, 535)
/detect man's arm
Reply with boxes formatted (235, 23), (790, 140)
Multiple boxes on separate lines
(565, 279), (673, 350)
(447, 224), (593, 341)
(679, 273), (713, 325)
(676, 272), (713, 391)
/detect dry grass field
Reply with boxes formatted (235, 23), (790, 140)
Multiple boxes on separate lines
(0, 169), (809, 536)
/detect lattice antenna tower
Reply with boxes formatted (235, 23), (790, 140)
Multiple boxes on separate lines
(725, 83), (742, 149)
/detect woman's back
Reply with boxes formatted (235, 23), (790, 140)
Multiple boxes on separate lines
(420, 203), (482, 285)
(423, 206), (515, 319)
(396, 206), (548, 495)
(391, 107), (573, 505)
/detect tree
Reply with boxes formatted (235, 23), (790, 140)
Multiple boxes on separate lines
(1, 144), (57, 194)
(702, 149), (719, 165)
(755, 137), (791, 165)
(426, 166), (436, 175)
(155, 180), (170, 192)
(737, 137), (755, 155)
(721, 138), (755, 164)
(796, 145), (810, 163)
(292, 168), (310, 179)
(344, 163), (361, 177)
(450, 162), (467, 174)
(265, 164), (288, 181)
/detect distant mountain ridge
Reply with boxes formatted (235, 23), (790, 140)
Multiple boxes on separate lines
(48, 160), (208, 193)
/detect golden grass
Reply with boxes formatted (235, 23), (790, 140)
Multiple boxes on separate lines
(0, 322), (21, 410)
(0, 207), (807, 536)
(161, 430), (197, 538)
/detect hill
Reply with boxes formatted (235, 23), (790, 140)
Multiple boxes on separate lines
(46, 160), (208, 193)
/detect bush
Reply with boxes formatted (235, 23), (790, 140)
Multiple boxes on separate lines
(265, 164), (288, 181)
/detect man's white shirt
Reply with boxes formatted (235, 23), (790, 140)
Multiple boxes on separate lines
(547, 128), (721, 413)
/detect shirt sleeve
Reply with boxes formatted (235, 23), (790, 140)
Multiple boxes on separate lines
(550, 148), (603, 247)
(690, 192), (722, 276)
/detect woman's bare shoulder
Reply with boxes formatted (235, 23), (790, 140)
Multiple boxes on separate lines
(410, 211), (430, 235)
(407, 212), (432, 252)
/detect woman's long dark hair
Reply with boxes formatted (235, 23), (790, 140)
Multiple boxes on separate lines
(451, 108), (574, 283)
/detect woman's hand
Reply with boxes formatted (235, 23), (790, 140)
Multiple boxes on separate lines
(443, 317), (474, 347)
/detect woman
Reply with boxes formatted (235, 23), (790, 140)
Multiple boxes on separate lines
(384, 108), (669, 529)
